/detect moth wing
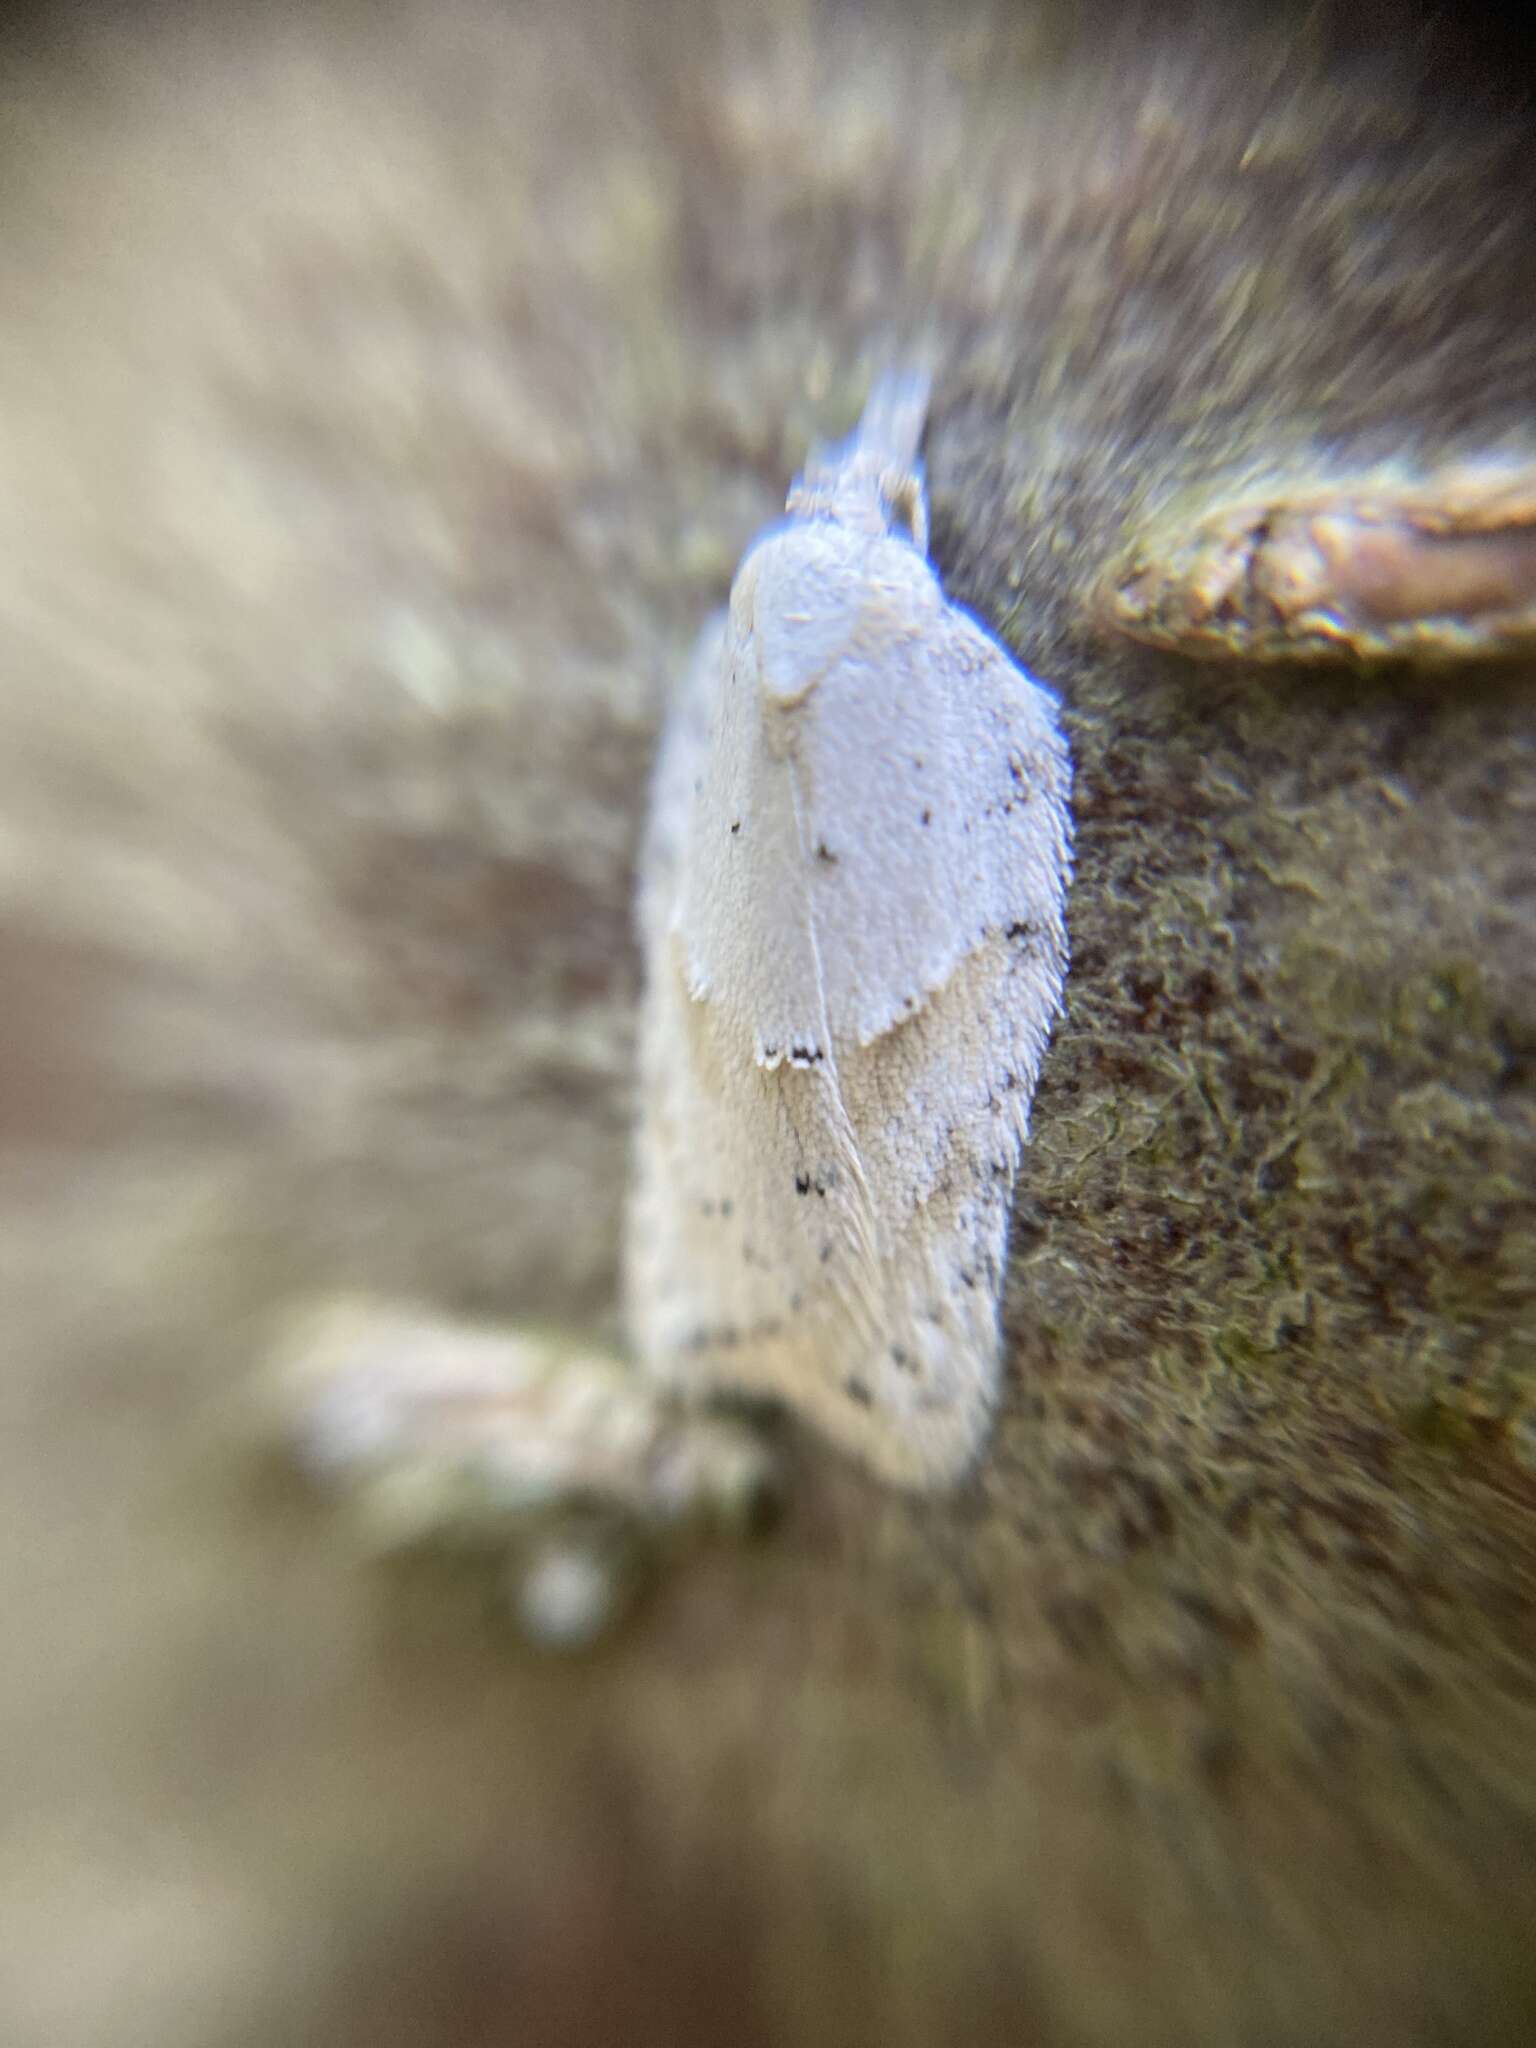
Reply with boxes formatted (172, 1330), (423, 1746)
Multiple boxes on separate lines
(785, 554), (1073, 1050)
(812, 933), (1060, 1487)
(780, 598), (1072, 1485)
(635, 611), (726, 956)
(672, 551), (832, 1070)
(629, 599), (885, 1380)
(676, 525), (1028, 1062)
(931, 602), (1075, 1104)
(626, 975), (886, 1396)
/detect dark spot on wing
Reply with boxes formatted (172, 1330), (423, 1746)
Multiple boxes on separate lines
(683, 1321), (743, 1353)
(844, 1377), (873, 1407)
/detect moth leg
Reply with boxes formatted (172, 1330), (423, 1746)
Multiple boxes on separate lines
(1099, 460), (1536, 666)
(267, 1294), (778, 1646)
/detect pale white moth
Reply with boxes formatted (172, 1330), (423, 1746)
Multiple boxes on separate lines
(625, 373), (1073, 1489)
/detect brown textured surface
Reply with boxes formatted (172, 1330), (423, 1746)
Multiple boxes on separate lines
(1101, 483), (1536, 661)
(2, 3), (1534, 2044)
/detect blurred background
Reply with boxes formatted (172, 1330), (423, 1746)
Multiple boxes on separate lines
(2, 3), (1534, 2044)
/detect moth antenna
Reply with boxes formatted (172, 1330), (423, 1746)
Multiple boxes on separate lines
(852, 368), (932, 474)
(789, 369), (934, 546)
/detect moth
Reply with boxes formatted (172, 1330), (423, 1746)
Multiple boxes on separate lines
(625, 374), (1073, 1489)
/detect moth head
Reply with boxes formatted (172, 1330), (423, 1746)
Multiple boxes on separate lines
(785, 371), (932, 552)
(786, 450), (929, 556)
